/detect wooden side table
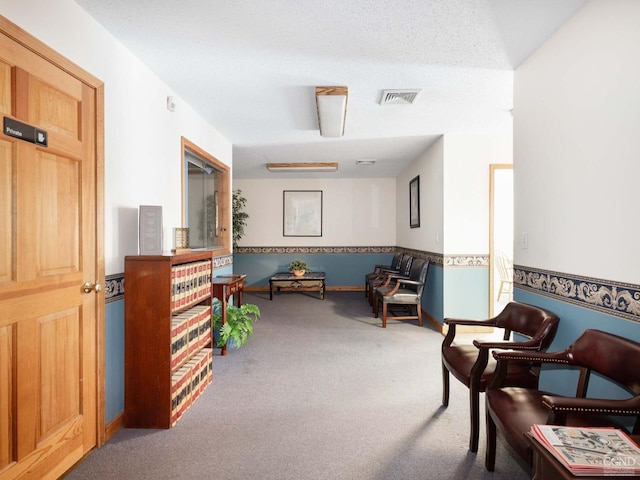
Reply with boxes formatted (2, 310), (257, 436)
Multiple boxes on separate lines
(212, 274), (246, 356)
(525, 432), (640, 479)
(269, 272), (326, 300)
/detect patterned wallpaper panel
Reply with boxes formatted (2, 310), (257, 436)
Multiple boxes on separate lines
(515, 266), (640, 323)
(443, 254), (488, 267)
(105, 273), (125, 304)
(214, 254), (233, 269)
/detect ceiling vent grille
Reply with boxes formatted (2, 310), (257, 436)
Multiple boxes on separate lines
(380, 89), (422, 105)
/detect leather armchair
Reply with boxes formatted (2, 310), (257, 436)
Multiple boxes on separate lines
(373, 258), (429, 328)
(364, 252), (404, 299)
(367, 254), (413, 306)
(441, 302), (559, 452)
(485, 329), (640, 471)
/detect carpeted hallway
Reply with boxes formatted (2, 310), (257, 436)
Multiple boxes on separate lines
(64, 291), (529, 479)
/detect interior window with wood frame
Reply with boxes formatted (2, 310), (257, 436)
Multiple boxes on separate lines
(181, 137), (231, 253)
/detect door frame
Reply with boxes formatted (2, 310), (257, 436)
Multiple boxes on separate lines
(0, 16), (106, 446)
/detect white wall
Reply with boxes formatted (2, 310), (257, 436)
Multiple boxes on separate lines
(514, 0), (640, 283)
(234, 178), (396, 246)
(396, 134), (513, 255)
(443, 134), (513, 254)
(3, 0), (233, 274)
(396, 136), (444, 253)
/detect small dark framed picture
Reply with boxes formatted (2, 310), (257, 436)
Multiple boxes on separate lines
(409, 175), (420, 228)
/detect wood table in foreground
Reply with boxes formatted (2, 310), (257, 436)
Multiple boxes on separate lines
(525, 432), (640, 480)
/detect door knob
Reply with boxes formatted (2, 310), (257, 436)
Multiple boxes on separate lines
(83, 281), (103, 294)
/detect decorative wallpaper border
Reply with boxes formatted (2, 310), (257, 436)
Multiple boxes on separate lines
(105, 273), (125, 304)
(515, 266), (640, 323)
(214, 253), (233, 269)
(397, 247), (444, 267)
(235, 246), (396, 254)
(443, 254), (489, 268)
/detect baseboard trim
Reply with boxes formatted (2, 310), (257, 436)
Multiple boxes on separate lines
(423, 309), (444, 334)
(105, 413), (124, 442)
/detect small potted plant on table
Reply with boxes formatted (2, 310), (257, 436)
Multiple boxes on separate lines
(289, 259), (310, 277)
(212, 299), (261, 349)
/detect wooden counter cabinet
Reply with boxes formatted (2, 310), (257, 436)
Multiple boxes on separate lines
(124, 251), (214, 429)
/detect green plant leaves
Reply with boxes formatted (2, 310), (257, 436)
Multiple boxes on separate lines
(232, 190), (249, 248)
(211, 298), (260, 348)
(288, 259), (310, 273)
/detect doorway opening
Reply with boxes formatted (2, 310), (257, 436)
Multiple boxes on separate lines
(489, 165), (513, 317)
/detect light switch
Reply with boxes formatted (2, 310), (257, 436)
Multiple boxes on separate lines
(521, 232), (528, 249)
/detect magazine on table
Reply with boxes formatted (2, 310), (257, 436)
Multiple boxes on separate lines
(531, 425), (640, 476)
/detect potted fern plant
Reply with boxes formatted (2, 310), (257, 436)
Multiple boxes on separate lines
(212, 298), (260, 349)
(289, 259), (310, 277)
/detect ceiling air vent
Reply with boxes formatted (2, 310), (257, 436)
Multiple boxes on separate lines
(380, 89), (422, 105)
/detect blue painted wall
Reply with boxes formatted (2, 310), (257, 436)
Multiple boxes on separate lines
(215, 265), (233, 277)
(105, 300), (125, 422)
(424, 264), (444, 324)
(233, 253), (393, 288)
(443, 267), (489, 321)
(515, 289), (640, 403)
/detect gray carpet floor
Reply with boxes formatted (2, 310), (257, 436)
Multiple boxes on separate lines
(64, 291), (530, 479)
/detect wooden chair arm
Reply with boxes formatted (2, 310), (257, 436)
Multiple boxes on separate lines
(380, 273), (409, 288)
(444, 317), (497, 327)
(383, 278), (424, 297)
(372, 265), (398, 275)
(473, 338), (544, 350)
(491, 349), (571, 364)
(488, 350), (571, 390)
(542, 395), (640, 418)
(384, 281), (402, 297)
(442, 318), (497, 348)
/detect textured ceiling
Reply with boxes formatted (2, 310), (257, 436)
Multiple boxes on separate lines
(73, 0), (586, 179)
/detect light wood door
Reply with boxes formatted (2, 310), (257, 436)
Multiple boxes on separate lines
(0, 25), (100, 480)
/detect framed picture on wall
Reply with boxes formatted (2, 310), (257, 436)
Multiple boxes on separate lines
(409, 176), (420, 228)
(283, 190), (323, 236)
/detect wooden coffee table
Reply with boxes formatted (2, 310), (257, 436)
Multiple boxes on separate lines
(269, 272), (325, 300)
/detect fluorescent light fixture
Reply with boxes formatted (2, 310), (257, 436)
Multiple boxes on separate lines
(356, 159), (376, 165)
(266, 162), (338, 173)
(316, 86), (348, 137)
